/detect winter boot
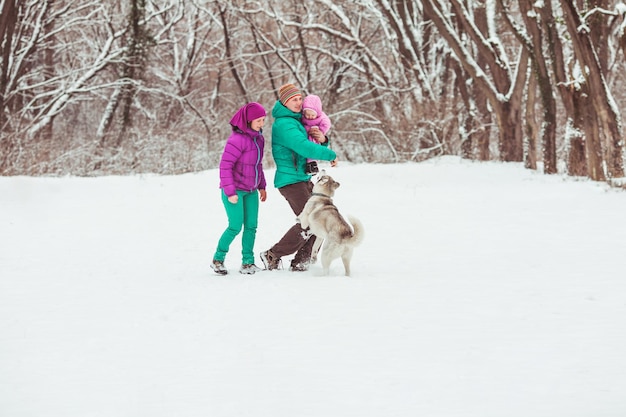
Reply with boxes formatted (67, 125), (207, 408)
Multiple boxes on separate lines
(239, 264), (262, 275)
(260, 249), (282, 270)
(211, 259), (228, 275)
(289, 260), (310, 272)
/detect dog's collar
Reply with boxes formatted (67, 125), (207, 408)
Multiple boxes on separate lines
(311, 192), (331, 198)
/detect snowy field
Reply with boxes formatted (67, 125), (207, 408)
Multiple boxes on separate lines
(1, 156), (625, 417)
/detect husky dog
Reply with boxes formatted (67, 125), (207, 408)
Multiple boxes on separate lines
(297, 172), (364, 276)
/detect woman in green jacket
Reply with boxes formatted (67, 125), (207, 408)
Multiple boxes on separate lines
(260, 83), (337, 272)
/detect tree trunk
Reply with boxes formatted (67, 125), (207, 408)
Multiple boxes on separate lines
(96, 87), (122, 147)
(423, 0), (526, 162)
(567, 90), (587, 177)
(524, 73), (538, 170)
(560, 0), (624, 178)
(579, 89), (605, 180)
(0, 0), (18, 122)
(115, 0), (146, 148)
(514, 0), (557, 173)
(0, 0), (18, 171)
(39, 3), (56, 157)
(466, 0), (492, 161)
(473, 73), (492, 161)
(535, 0), (605, 180)
(497, 48), (528, 163)
(495, 99), (524, 162)
(450, 59), (473, 159)
(499, 0), (557, 171)
(219, 4), (248, 101)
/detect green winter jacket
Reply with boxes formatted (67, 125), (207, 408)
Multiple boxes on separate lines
(271, 100), (337, 188)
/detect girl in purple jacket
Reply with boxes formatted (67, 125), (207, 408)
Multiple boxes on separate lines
(211, 102), (267, 275)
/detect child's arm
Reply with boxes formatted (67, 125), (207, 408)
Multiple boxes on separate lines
(319, 113), (332, 135)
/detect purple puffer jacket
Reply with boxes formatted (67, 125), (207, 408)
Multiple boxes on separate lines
(220, 103), (266, 197)
(219, 109), (266, 197)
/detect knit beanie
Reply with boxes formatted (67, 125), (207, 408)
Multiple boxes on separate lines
(245, 102), (266, 121)
(278, 83), (302, 105)
(230, 102), (266, 132)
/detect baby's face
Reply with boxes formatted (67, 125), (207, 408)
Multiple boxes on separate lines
(303, 109), (317, 120)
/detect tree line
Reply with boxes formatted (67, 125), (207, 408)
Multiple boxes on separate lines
(1, 0), (625, 180)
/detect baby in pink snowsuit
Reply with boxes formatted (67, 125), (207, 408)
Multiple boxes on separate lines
(301, 94), (333, 174)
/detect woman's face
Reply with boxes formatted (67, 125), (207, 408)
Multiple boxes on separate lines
(285, 94), (303, 113)
(249, 116), (265, 132)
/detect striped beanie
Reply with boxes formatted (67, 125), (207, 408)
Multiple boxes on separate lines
(278, 83), (302, 105)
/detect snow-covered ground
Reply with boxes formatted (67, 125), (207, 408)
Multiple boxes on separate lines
(1, 157), (625, 417)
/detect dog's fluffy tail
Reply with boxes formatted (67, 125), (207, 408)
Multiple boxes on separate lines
(347, 216), (364, 247)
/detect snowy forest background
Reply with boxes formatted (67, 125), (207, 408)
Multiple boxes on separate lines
(2, 0), (626, 180)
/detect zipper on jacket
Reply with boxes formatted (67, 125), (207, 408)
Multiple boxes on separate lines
(254, 136), (261, 189)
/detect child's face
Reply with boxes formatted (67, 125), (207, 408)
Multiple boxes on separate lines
(303, 109), (317, 120)
(249, 116), (265, 132)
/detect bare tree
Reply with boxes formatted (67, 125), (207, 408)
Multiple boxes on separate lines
(423, 0), (528, 162)
(500, 0), (557, 173)
(257, 0), (430, 162)
(451, 0), (493, 161)
(560, 0), (624, 178)
(97, 0), (154, 150)
(0, 0), (48, 171)
(2, 0), (626, 180)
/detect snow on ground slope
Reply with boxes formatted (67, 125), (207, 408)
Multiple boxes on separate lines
(1, 157), (625, 417)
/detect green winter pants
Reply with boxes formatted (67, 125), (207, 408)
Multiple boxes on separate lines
(214, 189), (259, 265)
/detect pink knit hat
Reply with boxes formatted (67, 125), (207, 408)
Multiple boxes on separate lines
(230, 102), (266, 132)
(245, 102), (266, 121)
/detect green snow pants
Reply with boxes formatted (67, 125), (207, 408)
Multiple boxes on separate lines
(213, 189), (259, 265)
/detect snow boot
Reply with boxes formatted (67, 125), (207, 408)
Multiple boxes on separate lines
(239, 264), (262, 275)
(211, 259), (228, 275)
(260, 249), (282, 270)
